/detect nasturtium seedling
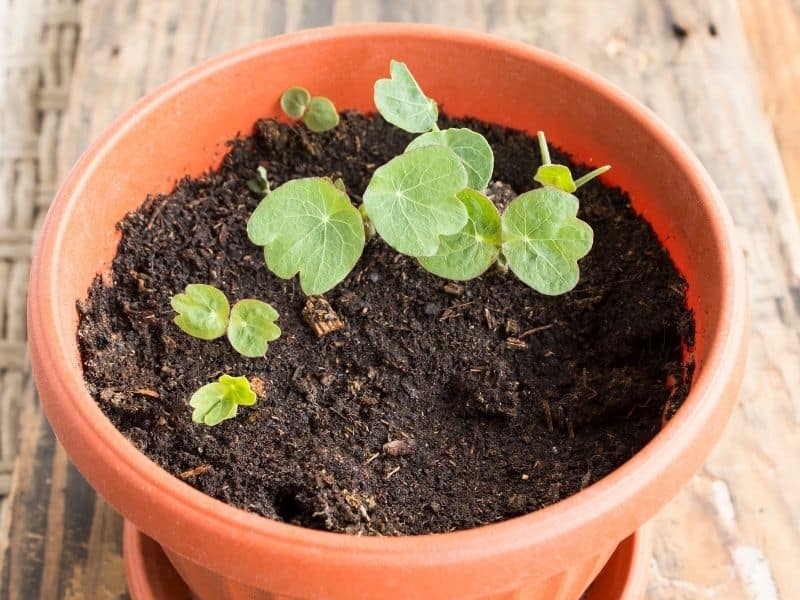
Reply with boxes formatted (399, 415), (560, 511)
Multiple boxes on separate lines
(374, 60), (439, 133)
(501, 186), (593, 295)
(532, 131), (610, 193)
(171, 284), (230, 340)
(247, 177), (365, 295)
(190, 374), (256, 426)
(362, 145), (468, 257)
(418, 188), (501, 280)
(303, 97), (340, 132)
(227, 299), (281, 358)
(406, 128), (494, 191)
(247, 166), (270, 195)
(280, 86), (311, 119)
(280, 86), (339, 132)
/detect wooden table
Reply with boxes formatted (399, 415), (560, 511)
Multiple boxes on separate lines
(2, 1), (798, 598)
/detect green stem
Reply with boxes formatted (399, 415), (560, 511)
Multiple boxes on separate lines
(574, 165), (611, 189)
(537, 131), (551, 165)
(430, 123), (440, 132)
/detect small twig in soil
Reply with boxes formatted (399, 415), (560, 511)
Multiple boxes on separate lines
(178, 464), (211, 479)
(384, 466), (401, 480)
(130, 388), (160, 398)
(519, 324), (554, 338)
(505, 337), (528, 350)
(301, 296), (345, 338)
(364, 452), (380, 465)
(541, 399), (554, 432)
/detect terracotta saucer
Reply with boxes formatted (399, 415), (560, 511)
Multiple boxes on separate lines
(124, 521), (652, 599)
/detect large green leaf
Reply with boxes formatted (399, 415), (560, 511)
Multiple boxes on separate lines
(227, 299), (281, 358)
(418, 189), (501, 280)
(406, 128), (494, 191)
(170, 284), (229, 340)
(247, 178), (365, 295)
(362, 145), (468, 257)
(374, 60), (438, 133)
(501, 187), (593, 295)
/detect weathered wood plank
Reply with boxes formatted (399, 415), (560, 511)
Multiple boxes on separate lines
(3, 1), (799, 599)
(738, 0), (800, 216)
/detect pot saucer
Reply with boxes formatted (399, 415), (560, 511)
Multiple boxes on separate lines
(124, 521), (652, 599)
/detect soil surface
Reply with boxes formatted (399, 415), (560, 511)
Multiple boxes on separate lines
(77, 112), (694, 535)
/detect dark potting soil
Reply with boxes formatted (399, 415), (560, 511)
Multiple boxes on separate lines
(77, 112), (694, 535)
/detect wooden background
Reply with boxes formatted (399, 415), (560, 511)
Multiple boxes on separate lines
(2, 1), (799, 598)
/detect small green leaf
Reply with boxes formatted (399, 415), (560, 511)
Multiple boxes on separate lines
(303, 97), (339, 132)
(406, 128), (494, 191)
(247, 177), (365, 295)
(362, 145), (468, 257)
(280, 86), (311, 119)
(374, 60), (438, 133)
(247, 166), (270, 195)
(227, 299), (281, 358)
(171, 284), (229, 340)
(501, 187), (593, 295)
(534, 164), (576, 193)
(190, 374), (256, 426)
(419, 189), (501, 280)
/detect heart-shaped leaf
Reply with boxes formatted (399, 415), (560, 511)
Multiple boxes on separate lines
(171, 284), (229, 340)
(419, 189), (501, 280)
(303, 97), (339, 132)
(534, 164), (576, 193)
(247, 178), (365, 295)
(190, 374), (256, 426)
(362, 145), (468, 257)
(280, 86), (311, 119)
(501, 187), (593, 295)
(374, 60), (438, 133)
(406, 128), (494, 191)
(227, 299), (281, 358)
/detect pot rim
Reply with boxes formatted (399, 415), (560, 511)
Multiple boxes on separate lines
(29, 22), (747, 571)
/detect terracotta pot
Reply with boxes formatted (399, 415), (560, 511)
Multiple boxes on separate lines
(123, 522), (653, 600)
(28, 24), (748, 600)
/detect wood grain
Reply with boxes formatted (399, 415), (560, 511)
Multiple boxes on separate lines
(738, 0), (800, 215)
(2, 1), (799, 599)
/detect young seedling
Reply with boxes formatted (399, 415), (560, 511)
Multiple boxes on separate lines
(279, 86), (340, 132)
(247, 166), (270, 195)
(372, 60), (494, 191)
(247, 177), (365, 295)
(228, 299), (281, 358)
(171, 284), (281, 356)
(171, 284), (229, 340)
(248, 62), (607, 298)
(190, 374), (256, 426)
(413, 132), (603, 293)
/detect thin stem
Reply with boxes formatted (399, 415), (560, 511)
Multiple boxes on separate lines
(537, 131), (551, 165)
(430, 123), (440, 132)
(574, 165), (611, 189)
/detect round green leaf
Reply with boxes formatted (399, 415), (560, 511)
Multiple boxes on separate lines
(170, 284), (229, 340)
(227, 299), (281, 358)
(303, 97), (340, 132)
(218, 374), (257, 407)
(406, 128), (494, 191)
(280, 86), (311, 119)
(419, 189), (501, 280)
(362, 145), (468, 257)
(247, 178), (365, 295)
(189, 374), (256, 426)
(501, 188), (593, 295)
(534, 164), (576, 193)
(374, 60), (438, 133)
